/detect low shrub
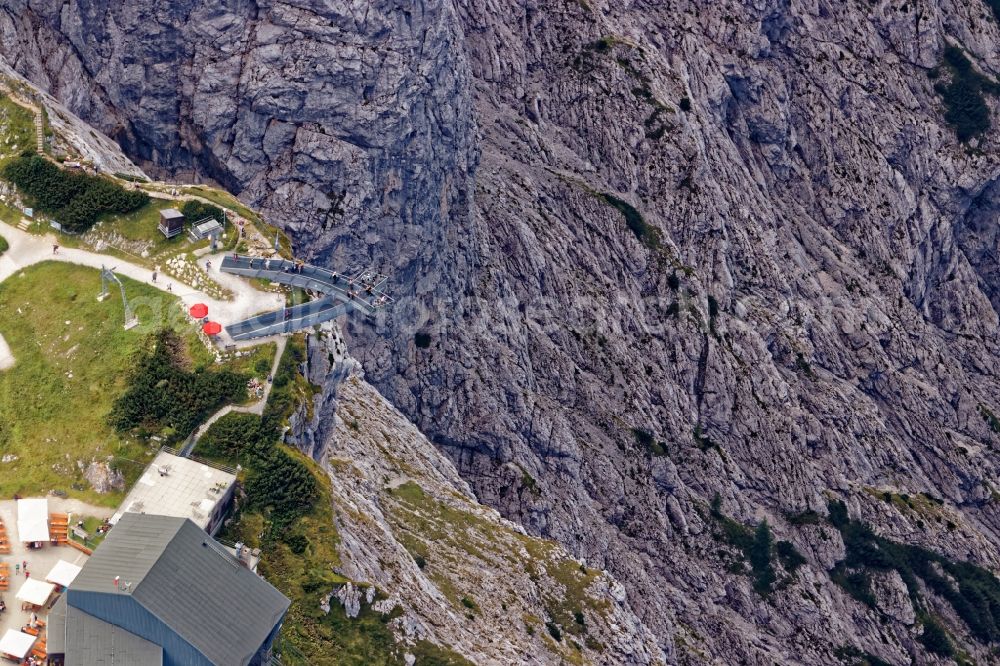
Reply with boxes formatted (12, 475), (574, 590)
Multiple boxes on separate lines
(244, 447), (318, 530)
(978, 403), (1000, 433)
(833, 645), (894, 666)
(693, 425), (718, 452)
(776, 540), (806, 572)
(934, 46), (999, 142)
(828, 499), (1000, 644)
(785, 509), (822, 526)
(261, 336), (306, 433)
(749, 520), (776, 594)
(196, 412), (264, 460)
(601, 192), (659, 249)
(3, 155), (148, 233)
(283, 531), (309, 555)
(181, 199), (225, 226)
(108, 329), (247, 443)
(710, 498), (803, 595)
(918, 613), (954, 657)
(631, 427), (667, 455)
(201, 340), (319, 533)
(831, 564), (876, 608)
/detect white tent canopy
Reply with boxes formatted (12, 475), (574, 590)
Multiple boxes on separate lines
(0, 629), (34, 658)
(46, 559), (82, 588)
(16, 498), (48, 542)
(15, 578), (55, 607)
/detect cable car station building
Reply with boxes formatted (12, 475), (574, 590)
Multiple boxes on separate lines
(47, 513), (289, 665)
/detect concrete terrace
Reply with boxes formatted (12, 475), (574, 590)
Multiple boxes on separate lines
(110, 451), (236, 536)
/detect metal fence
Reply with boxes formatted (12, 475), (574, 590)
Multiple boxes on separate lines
(159, 445), (238, 474)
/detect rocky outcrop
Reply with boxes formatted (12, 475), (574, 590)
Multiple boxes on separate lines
(873, 570), (916, 626)
(0, 59), (144, 177)
(289, 327), (663, 661)
(79, 459), (125, 494)
(309, 343), (663, 664)
(332, 582), (374, 620)
(6, 0), (1000, 663)
(286, 325), (350, 460)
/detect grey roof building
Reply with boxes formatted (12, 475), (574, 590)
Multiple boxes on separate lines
(48, 513), (290, 666)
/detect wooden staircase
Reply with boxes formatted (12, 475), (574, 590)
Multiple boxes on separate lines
(32, 104), (44, 154)
(49, 513), (68, 545)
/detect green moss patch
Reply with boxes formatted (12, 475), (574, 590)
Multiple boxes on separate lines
(600, 193), (660, 250)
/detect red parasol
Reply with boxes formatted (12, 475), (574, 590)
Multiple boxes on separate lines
(202, 321), (222, 336)
(189, 303), (209, 319)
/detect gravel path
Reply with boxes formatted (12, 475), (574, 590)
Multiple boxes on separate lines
(0, 218), (286, 367)
(179, 335), (288, 456)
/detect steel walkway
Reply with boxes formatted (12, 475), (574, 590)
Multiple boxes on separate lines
(220, 255), (389, 341)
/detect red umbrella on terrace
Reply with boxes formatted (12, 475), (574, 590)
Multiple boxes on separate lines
(189, 303), (209, 319)
(202, 321), (222, 336)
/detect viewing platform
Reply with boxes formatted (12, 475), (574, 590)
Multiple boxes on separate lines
(219, 255), (390, 341)
(225, 295), (353, 340)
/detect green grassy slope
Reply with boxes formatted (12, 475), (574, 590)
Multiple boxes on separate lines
(0, 262), (247, 503)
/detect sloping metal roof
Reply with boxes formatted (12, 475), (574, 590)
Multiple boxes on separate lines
(191, 218), (223, 238)
(47, 594), (67, 654)
(72, 513), (181, 595)
(71, 513), (289, 666)
(160, 208), (184, 220)
(65, 602), (163, 666)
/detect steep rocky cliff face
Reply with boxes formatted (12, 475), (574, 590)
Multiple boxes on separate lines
(290, 329), (663, 664)
(6, 0), (1000, 663)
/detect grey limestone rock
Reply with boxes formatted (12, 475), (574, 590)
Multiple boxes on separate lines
(336, 581), (362, 619)
(6, 0), (1000, 662)
(79, 459), (125, 495)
